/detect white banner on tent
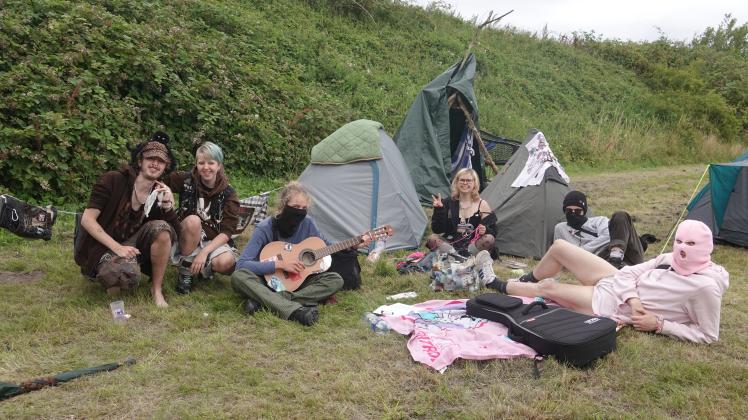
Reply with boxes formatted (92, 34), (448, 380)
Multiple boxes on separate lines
(511, 131), (570, 188)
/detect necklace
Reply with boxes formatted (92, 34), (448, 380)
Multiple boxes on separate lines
(132, 188), (147, 205)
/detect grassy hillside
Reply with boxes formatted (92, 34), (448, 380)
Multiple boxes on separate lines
(1, 0), (746, 203)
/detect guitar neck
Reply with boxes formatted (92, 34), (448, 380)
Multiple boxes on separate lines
(313, 236), (362, 260)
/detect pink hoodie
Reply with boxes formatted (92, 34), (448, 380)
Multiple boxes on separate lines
(598, 253), (729, 344)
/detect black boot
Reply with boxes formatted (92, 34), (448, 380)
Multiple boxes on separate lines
(289, 306), (319, 326)
(175, 272), (193, 295)
(243, 298), (261, 315)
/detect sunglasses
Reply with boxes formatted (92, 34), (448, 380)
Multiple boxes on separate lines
(565, 208), (585, 216)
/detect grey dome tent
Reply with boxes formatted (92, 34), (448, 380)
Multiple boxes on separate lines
(686, 151), (748, 247)
(298, 119), (427, 252)
(481, 129), (572, 259)
(393, 53), (487, 204)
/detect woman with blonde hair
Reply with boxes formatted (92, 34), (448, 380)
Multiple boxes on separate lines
(427, 168), (498, 258)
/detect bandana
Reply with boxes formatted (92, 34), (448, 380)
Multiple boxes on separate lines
(671, 220), (713, 276)
(565, 211), (588, 231)
(275, 206), (307, 238)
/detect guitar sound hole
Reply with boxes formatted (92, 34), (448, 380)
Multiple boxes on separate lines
(299, 250), (316, 266)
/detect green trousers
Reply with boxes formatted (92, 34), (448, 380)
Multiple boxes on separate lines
(231, 269), (343, 319)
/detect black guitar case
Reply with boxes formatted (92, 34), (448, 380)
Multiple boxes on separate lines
(467, 293), (617, 368)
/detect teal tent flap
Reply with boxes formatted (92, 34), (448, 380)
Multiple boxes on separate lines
(710, 164), (744, 229)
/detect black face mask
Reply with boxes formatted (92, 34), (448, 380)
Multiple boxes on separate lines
(275, 206), (307, 237)
(565, 211), (588, 230)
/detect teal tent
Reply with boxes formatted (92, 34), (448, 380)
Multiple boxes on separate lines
(686, 151), (748, 247)
(393, 53), (485, 204)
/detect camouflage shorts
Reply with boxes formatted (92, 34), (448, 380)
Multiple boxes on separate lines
(95, 220), (176, 290)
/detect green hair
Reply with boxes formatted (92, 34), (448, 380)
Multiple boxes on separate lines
(196, 141), (224, 164)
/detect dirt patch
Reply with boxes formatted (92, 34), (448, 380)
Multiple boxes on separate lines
(0, 270), (44, 285)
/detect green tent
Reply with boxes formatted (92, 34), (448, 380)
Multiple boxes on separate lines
(393, 53), (485, 204)
(686, 151), (748, 247)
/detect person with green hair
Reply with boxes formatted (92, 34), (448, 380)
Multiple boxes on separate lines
(164, 141), (240, 294)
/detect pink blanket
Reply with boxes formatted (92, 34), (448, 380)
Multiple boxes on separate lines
(381, 298), (537, 372)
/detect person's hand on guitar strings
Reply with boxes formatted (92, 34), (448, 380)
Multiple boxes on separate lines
(356, 232), (374, 249)
(276, 258), (305, 274)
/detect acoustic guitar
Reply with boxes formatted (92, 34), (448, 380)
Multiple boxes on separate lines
(259, 225), (393, 292)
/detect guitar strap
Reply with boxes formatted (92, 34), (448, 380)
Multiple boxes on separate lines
(270, 217), (280, 242)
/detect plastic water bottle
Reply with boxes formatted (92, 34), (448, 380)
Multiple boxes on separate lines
(366, 240), (386, 262)
(363, 312), (390, 334)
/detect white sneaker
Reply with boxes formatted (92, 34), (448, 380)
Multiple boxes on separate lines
(474, 250), (497, 286)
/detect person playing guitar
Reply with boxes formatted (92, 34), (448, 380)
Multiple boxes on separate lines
(231, 181), (374, 326)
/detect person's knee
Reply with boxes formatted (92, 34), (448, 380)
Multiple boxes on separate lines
(97, 258), (141, 291)
(230, 269), (252, 293)
(425, 234), (443, 251)
(155, 229), (172, 243)
(476, 234), (495, 252)
(609, 210), (631, 223)
(536, 278), (558, 296)
(212, 254), (236, 274)
(231, 270), (249, 293)
(180, 215), (201, 234)
(324, 272), (344, 291)
(551, 238), (570, 250)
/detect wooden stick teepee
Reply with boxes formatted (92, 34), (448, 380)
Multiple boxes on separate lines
(451, 9), (514, 176)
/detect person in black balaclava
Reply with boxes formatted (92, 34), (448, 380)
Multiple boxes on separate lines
(551, 190), (651, 270)
(230, 181), (369, 326)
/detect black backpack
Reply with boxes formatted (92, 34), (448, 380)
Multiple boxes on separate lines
(329, 248), (362, 290)
(467, 293), (617, 368)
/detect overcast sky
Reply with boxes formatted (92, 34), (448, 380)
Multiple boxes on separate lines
(410, 0), (748, 42)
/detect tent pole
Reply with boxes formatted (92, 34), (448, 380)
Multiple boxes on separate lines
(658, 165), (710, 255)
(456, 95), (500, 175)
(457, 10), (514, 72)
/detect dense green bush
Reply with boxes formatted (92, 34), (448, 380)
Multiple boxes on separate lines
(1, 1), (745, 205)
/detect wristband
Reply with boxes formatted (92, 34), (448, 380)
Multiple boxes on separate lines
(655, 315), (664, 334)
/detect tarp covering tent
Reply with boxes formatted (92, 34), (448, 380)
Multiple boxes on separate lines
(299, 119), (427, 252)
(393, 53), (486, 204)
(686, 151), (748, 247)
(481, 129), (572, 259)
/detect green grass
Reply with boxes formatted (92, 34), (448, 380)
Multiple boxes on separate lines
(1, 165), (747, 418)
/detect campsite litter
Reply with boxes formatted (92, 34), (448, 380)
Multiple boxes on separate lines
(363, 312), (391, 334)
(369, 299), (537, 373)
(109, 300), (130, 323)
(501, 259), (528, 269)
(386, 291), (418, 301)
(0, 357), (136, 401)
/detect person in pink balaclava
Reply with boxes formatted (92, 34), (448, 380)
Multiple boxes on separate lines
(479, 220), (730, 344)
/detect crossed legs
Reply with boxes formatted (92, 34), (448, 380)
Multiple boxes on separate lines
(505, 240), (618, 314)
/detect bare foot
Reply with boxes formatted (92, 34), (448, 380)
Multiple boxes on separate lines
(151, 288), (169, 308)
